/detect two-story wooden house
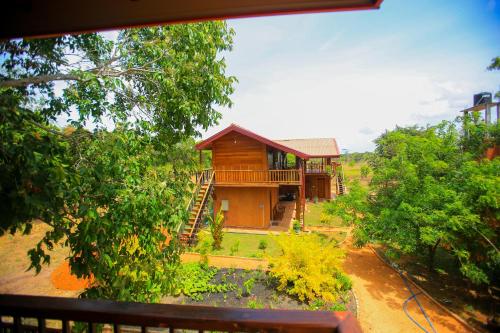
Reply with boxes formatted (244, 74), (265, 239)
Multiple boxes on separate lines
(181, 124), (344, 241)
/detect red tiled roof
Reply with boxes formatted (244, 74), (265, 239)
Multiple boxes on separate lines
(274, 138), (340, 157)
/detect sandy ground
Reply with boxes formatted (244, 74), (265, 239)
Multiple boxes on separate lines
(344, 242), (475, 333)
(0, 222), (78, 297)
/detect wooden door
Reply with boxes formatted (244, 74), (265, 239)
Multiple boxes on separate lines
(317, 178), (325, 199)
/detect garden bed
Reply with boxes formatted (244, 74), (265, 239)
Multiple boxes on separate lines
(162, 267), (356, 314)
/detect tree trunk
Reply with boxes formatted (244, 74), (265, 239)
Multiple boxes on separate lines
(427, 239), (441, 272)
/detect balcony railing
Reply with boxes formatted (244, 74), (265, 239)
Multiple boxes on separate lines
(214, 169), (300, 184)
(0, 294), (362, 333)
(305, 162), (333, 174)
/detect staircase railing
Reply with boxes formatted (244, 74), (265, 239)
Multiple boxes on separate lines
(177, 169), (213, 236)
(182, 170), (214, 244)
(187, 183), (214, 244)
(337, 164), (346, 195)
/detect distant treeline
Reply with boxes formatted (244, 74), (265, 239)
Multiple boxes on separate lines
(340, 152), (374, 163)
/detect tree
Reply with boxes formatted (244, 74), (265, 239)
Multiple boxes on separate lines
(0, 22), (236, 301)
(325, 180), (369, 227)
(331, 121), (499, 285)
(360, 165), (370, 179)
(487, 56), (500, 99)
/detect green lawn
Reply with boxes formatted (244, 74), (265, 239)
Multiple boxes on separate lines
(311, 231), (348, 244)
(304, 202), (346, 227)
(192, 231), (281, 258)
(190, 229), (347, 258)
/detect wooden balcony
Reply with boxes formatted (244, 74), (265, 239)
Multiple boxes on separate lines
(305, 162), (332, 174)
(214, 169), (301, 186)
(0, 294), (362, 333)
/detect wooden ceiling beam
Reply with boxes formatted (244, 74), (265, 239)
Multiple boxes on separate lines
(2, 0), (382, 40)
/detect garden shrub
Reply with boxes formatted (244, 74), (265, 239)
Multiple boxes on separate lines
(243, 277), (255, 296)
(229, 241), (240, 256)
(247, 298), (264, 309)
(194, 231), (212, 265)
(173, 263), (235, 301)
(268, 233), (350, 303)
(320, 212), (334, 225)
(330, 303), (347, 311)
(292, 219), (301, 233)
(236, 287), (243, 299)
(208, 209), (225, 250)
(360, 165), (370, 179)
(258, 239), (268, 250)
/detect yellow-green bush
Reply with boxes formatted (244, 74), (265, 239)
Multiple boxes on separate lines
(268, 233), (350, 303)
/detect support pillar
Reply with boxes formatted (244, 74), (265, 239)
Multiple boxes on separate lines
(497, 104), (500, 124)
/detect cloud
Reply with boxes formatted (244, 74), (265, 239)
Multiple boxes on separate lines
(202, 9), (500, 153)
(359, 127), (375, 135)
(206, 47), (498, 152)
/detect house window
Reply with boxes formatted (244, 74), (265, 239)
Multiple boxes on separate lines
(221, 200), (229, 211)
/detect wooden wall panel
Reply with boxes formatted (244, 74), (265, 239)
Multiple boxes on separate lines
(212, 132), (267, 170)
(214, 187), (272, 229)
(271, 187), (279, 217)
(305, 175), (331, 199)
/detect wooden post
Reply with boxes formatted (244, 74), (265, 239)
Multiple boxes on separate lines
(301, 159), (306, 228)
(485, 104), (491, 124)
(295, 187), (301, 221)
(497, 104), (500, 124)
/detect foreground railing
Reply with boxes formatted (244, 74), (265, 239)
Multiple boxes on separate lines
(215, 169), (300, 184)
(0, 294), (362, 333)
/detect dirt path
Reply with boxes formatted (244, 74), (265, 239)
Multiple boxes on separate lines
(0, 222), (79, 298)
(344, 243), (474, 333)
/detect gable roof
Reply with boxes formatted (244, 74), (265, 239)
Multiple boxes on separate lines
(275, 138), (340, 157)
(196, 124), (340, 159)
(196, 124), (309, 158)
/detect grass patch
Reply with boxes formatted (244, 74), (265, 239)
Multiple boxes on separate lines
(304, 202), (346, 227)
(342, 162), (364, 179)
(343, 162), (370, 189)
(311, 231), (347, 244)
(192, 231), (281, 258)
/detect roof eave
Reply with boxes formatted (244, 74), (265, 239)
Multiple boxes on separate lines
(307, 154), (341, 158)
